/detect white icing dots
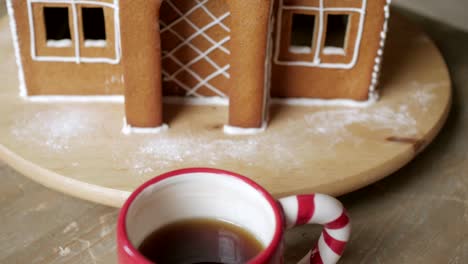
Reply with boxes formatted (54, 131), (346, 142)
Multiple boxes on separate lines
(369, 0), (392, 96)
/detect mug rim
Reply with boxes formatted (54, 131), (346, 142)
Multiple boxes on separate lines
(117, 167), (284, 264)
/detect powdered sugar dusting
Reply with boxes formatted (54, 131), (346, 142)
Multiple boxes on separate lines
(410, 81), (443, 112)
(11, 109), (99, 151)
(121, 135), (301, 176)
(7, 80), (439, 176)
(121, 99), (425, 175)
(305, 104), (419, 147)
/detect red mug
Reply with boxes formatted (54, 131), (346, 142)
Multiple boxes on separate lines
(117, 168), (351, 264)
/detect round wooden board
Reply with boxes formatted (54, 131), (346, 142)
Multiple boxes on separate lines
(0, 15), (451, 208)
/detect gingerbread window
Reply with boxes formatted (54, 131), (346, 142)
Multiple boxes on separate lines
(274, 0), (366, 69)
(82, 7), (107, 47)
(27, 0), (121, 64)
(289, 13), (316, 54)
(43, 7), (72, 47)
(322, 14), (349, 55)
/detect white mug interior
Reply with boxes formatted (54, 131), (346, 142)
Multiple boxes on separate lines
(125, 171), (278, 250)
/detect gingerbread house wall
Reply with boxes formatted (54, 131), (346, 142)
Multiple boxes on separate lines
(10, 0), (123, 96)
(11, 0), (387, 102)
(270, 0), (387, 101)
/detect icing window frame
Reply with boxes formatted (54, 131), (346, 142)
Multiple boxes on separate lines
(274, 0), (367, 69)
(77, 4), (117, 60)
(27, 0), (121, 64)
(277, 11), (318, 63)
(318, 11), (359, 66)
(31, 4), (76, 59)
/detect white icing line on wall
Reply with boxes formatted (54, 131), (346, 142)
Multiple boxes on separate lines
(23, 95), (377, 107)
(25, 95), (125, 103)
(196, 0), (230, 32)
(281, 6), (364, 14)
(314, 0), (324, 64)
(29, 0), (116, 8)
(26, 0), (36, 64)
(26, 0), (121, 64)
(23, 95), (230, 105)
(29, 56), (120, 64)
(162, 0), (230, 55)
(160, 20), (229, 79)
(274, 0), (367, 69)
(46, 39), (73, 48)
(71, 0), (80, 63)
(271, 97), (376, 107)
(122, 119), (169, 135)
(112, 0), (121, 65)
(84, 39), (107, 48)
(160, 0), (230, 98)
(368, 0), (392, 99)
(184, 40), (230, 96)
(6, 0), (27, 97)
(224, 122), (267, 136)
(163, 96), (228, 106)
(289, 46), (312, 54)
(322, 47), (346, 56)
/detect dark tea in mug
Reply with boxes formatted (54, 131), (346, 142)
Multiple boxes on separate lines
(138, 218), (264, 264)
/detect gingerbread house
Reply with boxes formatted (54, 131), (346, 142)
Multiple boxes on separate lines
(7, 0), (391, 133)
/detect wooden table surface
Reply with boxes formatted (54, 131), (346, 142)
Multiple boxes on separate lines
(1, 4), (468, 264)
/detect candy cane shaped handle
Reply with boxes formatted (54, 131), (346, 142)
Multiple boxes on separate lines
(279, 194), (351, 264)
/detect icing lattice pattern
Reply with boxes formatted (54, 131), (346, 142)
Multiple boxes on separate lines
(160, 0), (231, 98)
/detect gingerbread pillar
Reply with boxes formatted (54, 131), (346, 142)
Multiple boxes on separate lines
(120, 0), (163, 128)
(227, 0), (272, 128)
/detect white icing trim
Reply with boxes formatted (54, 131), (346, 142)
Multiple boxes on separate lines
(270, 96), (377, 107)
(197, 0), (230, 33)
(223, 122), (267, 136)
(84, 39), (107, 48)
(163, 96), (228, 106)
(71, 0), (80, 63)
(22, 94), (377, 108)
(46, 39), (72, 47)
(160, 22), (229, 80)
(186, 52), (230, 97)
(25, 95), (124, 103)
(122, 119), (169, 135)
(6, 0), (28, 97)
(21, 95), (231, 105)
(314, 0), (324, 64)
(368, 0), (392, 98)
(26, 0), (121, 64)
(289, 45), (312, 54)
(161, 0), (230, 55)
(29, 0), (115, 8)
(322, 46), (346, 55)
(160, 0), (230, 98)
(282, 6), (364, 13)
(274, 0), (367, 69)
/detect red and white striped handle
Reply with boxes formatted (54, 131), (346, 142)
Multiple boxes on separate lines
(279, 194), (351, 264)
